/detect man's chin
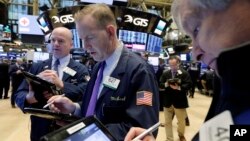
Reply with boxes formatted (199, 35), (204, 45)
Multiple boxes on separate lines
(53, 54), (63, 59)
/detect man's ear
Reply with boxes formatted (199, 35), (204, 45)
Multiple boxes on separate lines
(106, 25), (116, 38)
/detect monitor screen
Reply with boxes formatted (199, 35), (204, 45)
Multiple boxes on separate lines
(118, 30), (147, 51)
(0, 24), (12, 41)
(8, 52), (17, 58)
(146, 34), (162, 53)
(18, 14), (44, 35)
(179, 53), (191, 62)
(159, 48), (169, 59)
(33, 52), (50, 63)
(37, 14), (52, 34)
(180, 54), (187, 61)
(153, 20), (167, 36)
(36, 48), (42, 52)
(0, 46), (3, 52)
(71, 29), (82, 48)
(148, 56), (159, 66)
(0, 52), (8, 58)
(167, 47), (175, 54)
(63, 123), (111, 141)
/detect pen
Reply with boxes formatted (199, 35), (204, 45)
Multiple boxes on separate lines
(132, 122), (161, 141)
(43, 94), (65, 109)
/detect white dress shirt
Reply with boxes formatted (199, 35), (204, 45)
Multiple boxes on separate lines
(97, 41), (123, 98)
(52, 55), (70, 80)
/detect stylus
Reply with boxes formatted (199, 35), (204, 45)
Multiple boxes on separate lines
(43, 94), (65, 109)
(132, 122), (160, 141)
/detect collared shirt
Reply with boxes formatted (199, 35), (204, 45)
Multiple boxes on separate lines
(73, 41), (124, 116)
(97, 41), (123, 98)
(52, 55), (70, 80)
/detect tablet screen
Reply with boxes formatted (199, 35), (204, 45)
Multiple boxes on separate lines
(41, 116), (117, 141)
(64, 123), (111, 141)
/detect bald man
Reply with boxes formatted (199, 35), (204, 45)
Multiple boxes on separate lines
(15, 27), (89, 141)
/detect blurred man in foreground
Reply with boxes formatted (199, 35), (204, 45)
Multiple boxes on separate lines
(172, 0), (250, 140)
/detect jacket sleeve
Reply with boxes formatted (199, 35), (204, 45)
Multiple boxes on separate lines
(8, 65), (16, 77)
(105, 64), (159, 141)
(15, 64), (39, 111)
(180, 70), (193, 92)
(159, 71), (169, 89)
(63, 64), (89, 102)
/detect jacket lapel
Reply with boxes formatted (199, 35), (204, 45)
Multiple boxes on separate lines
(98, 47), (129, 99)
(42, 59), (52, 71)
(62, 59), (77, 81)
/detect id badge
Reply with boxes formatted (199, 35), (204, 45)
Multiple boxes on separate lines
(103, 76), (120, 90)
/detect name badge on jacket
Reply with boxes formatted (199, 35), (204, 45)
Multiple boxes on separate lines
(63, 67), (76, 76)
(199, 110), (233, 141)
(103, 76), (120, 90)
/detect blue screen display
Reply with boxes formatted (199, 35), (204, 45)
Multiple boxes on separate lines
(118, 29), (147, 51)
(146, 34), (162, 53)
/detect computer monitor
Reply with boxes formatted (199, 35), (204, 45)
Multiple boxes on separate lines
(0, 46), (3, 52)
(148, 56), (159, 66)
(33, 52), (50, 63)
(146, 34), (162, 53)
(36, 48), (42, 52)
(118, 29), (147, 51)
(153, 20), (167, 36)
(179, 53), (191, 62)
(0, 52), (8, 58)
(180, 54), (187, 61)
(0, 24), (12, 41)
(71, 29), (82, 48)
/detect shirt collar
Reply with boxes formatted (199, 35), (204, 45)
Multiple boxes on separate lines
(53, 54), (70, 66)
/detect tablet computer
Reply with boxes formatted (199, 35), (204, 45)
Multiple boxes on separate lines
(24, 107), (80, 122)
(22, 71), (62, 103)
(40, 116), (118, 141)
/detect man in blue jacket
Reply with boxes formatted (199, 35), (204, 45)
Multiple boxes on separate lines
(15, 27), (89, 141)
(48, 4), (159, 141)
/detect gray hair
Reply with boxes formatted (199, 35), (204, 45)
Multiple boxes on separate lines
(171, 0), (231, 32)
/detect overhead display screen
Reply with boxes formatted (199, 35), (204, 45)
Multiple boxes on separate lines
(18, 14), (44, 35)
(118, 29), (147, 51)
(37, 5), (168, 49)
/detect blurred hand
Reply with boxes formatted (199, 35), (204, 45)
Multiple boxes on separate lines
(169, 83), (180, 90)
(38, 70), (64, 89)
(56, 120), (70, 127)
(164, 82), (168, 87)
(124, 127), (155, 141)
(48, 95), (76, 114)
(43, 90), (53, 100)
(16, 70), (22, 74)
(26, 84), (38, 104)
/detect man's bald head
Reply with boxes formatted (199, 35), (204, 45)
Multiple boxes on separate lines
(50, 27), (73, 58)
